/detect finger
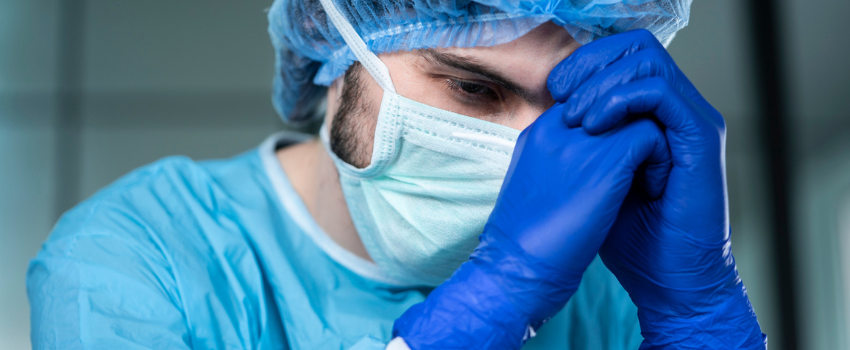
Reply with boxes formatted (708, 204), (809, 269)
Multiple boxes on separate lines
(503, 102), (567, 190)
(561, 48), (697, 128)
(587, 80), (729, 243)
(535, 102), (671, 199)
(580, 78), (726, 204)
(535, 119), (669, 262)
(636, 121), (672, 199)
(547, 29), (666, 103)
(640, 159), (673, 199)
(581, 77), (716, 136)
(620, 118), (672, 200)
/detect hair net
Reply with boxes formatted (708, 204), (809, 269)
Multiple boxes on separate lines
(268, 0), (693, 124)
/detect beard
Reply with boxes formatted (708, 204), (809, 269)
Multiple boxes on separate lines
(329, 62), (377, 169)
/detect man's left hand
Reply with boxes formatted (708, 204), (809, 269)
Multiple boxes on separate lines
(548, 29), (767, 349)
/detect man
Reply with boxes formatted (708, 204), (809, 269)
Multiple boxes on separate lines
(28, 0), (767, 349)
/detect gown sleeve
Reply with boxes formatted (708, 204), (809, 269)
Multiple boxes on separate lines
(27, 199), (192, 350)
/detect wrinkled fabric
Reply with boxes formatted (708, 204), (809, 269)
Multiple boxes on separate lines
(267, 0), (692, 124)
(27, 132), (641, 350)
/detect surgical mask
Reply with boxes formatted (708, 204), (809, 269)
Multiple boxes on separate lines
(319, 0), (520, 286)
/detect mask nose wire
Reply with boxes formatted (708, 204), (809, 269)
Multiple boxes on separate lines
(318, 0), (397, 94)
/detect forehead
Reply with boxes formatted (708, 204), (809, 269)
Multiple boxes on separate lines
(441, 22), (578, 62)
(444, 23), (577, 79)
(389, 22), (579, 87)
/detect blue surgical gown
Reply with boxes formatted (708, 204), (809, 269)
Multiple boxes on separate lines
(27, 132), (643, 350)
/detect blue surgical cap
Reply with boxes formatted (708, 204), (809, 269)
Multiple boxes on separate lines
(268, 0), (693, 124)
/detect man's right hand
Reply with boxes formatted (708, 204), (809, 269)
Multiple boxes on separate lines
(548, 30), (767, 349)
(390, 103), (671, 350)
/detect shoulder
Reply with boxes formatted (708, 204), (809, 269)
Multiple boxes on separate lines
(43, 156), (220, 249)
(30, 152), (271, 289)
(27, 153), (277, 348)
(51, 152), (265, 240)
(30, 156), (236, 283)
(27, 156), (227, 349)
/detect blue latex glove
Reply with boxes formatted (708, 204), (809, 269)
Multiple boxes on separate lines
(548, 29), (767, 349)
(392, 103), (671, 349)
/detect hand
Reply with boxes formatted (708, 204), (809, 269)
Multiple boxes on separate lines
(392, 103), (671, 349)
(548, 29), (767, 349)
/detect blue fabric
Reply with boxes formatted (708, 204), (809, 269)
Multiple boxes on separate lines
(267, 0), (692, 124)
(27, 133), (641, 350)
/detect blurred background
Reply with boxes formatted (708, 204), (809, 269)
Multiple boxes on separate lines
(0, 0), (848, 349)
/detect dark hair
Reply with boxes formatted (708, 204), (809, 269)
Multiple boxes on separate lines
(329, 62), (375, 168)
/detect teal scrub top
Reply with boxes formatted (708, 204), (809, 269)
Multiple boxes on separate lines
(27, 133), (643, 350)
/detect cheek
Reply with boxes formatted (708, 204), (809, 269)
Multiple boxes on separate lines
(330, 66), (387, 169)
(358, 94), (382, 163)
(507, 104), (553, 131)
(356, 74), (390, 166)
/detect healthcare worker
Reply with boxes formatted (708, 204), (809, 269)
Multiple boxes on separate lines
(28, 0), (767, 349)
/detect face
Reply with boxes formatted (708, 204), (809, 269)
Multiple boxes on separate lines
(328, 22), (581, 168)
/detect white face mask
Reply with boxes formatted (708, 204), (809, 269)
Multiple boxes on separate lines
(319, 0), (520, 286)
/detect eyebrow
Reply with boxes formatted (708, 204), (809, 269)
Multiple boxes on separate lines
(420, 49), (542, 107)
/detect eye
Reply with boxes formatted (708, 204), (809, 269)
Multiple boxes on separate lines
(456, 81), (488, 94)
(445, 79), (500, 101)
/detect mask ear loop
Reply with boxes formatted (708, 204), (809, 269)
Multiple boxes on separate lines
(318, 0), (396, 94)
